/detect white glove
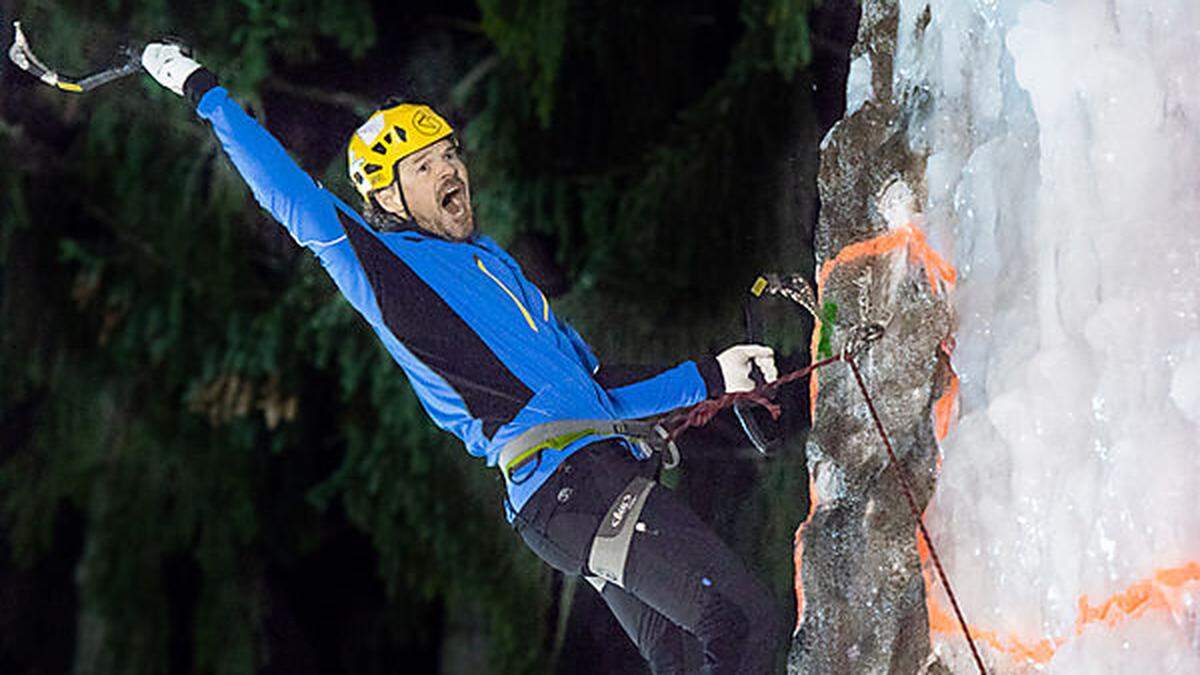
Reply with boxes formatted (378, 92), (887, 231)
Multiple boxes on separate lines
(141, 43), (202, 96)
(715, 344), (778, 394)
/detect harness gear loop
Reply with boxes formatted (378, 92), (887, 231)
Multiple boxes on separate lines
(653, 423), (680, 469)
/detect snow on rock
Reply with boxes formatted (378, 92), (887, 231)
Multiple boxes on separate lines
(894, 0), (1200, 671)
(846, 52), (875, 119)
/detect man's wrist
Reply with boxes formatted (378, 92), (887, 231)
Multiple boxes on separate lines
(695, 356), (725, 398)
(183, 68), (218, 105)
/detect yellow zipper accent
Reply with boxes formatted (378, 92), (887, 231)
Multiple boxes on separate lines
(476, 257), (539, 332)
(538, 288), (549, 322)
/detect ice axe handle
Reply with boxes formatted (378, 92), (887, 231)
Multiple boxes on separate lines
(734, 293), (776, 456)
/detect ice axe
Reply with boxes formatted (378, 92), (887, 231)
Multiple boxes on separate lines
(7, 21), (142, 93)
(732, 273), (822, 456)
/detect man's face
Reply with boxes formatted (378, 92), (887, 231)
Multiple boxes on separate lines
(375, 138), (474, 240)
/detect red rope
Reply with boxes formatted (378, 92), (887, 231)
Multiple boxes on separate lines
(661, 354), (845, 439)
(847, 358), (988, 675)
(663, 352), (988, 674)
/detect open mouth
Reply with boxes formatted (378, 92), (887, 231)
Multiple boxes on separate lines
(438, 179), (467, 218)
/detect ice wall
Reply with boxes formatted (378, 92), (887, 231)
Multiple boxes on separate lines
(898, 0), (1200, 671)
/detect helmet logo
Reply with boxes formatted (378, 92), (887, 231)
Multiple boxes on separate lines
(412, 109), (443, 136)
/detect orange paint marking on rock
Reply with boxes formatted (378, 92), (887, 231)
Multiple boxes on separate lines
(921, 549), (1200, 665)
(809, 314), (823, 422)
(838, 221), (1200, 666)
(924, 576), (1059, 664)
(810, 219), (958, 421)
(918, 532), (1059, 663)
(793, 473), (821, 631)
(816, 220), (957, 295)
(1075, 562), (1200, 633)
(933, 338), (959, 446)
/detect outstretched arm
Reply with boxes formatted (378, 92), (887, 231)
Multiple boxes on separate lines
(587, 342), (777, 420)
(141, 43), (380, 323)
(191, 77), (349, 249)
(593, 359), (722, 419)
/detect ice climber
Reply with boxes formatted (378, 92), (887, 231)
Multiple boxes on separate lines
(141, 43), (788, 673)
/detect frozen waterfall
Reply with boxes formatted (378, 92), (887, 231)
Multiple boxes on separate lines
(895, 0), (1200, 671)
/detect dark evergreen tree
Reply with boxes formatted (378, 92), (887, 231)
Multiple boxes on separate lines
(0, 1), (853, 672)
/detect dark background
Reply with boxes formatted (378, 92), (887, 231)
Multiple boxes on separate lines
(0, 0), (859, 672)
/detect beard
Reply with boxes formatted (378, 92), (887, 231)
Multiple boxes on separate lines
(433, 207), (476, 241)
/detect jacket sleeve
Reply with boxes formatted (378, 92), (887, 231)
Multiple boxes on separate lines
(594, 359), (725, 420)
(187, 72), (381, 325)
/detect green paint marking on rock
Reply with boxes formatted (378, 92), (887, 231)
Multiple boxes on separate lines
(817, 301), (838, 359)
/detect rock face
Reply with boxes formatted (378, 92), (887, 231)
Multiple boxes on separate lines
(789, 1), (956, 673)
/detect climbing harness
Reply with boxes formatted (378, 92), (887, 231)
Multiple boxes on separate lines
(8, 22), (143, 93)
(500, 423), (665, 594)
(500, 423), (673, 596)
(497, 418), (678, 484)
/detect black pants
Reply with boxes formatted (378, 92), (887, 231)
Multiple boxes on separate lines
(515, 440), (786, 674)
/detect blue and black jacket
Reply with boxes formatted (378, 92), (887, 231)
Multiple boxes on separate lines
(185, 72), (725, 517)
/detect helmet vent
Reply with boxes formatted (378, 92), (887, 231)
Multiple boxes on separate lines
(364, 163), (383, 175)
(372, 142), (387, 154)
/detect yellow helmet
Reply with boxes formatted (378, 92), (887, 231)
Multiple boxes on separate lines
(347, 102), (455, 199)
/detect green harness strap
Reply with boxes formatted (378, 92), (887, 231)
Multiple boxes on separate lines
(501, 428), (598, 480)
(498, 419), (677, 481)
